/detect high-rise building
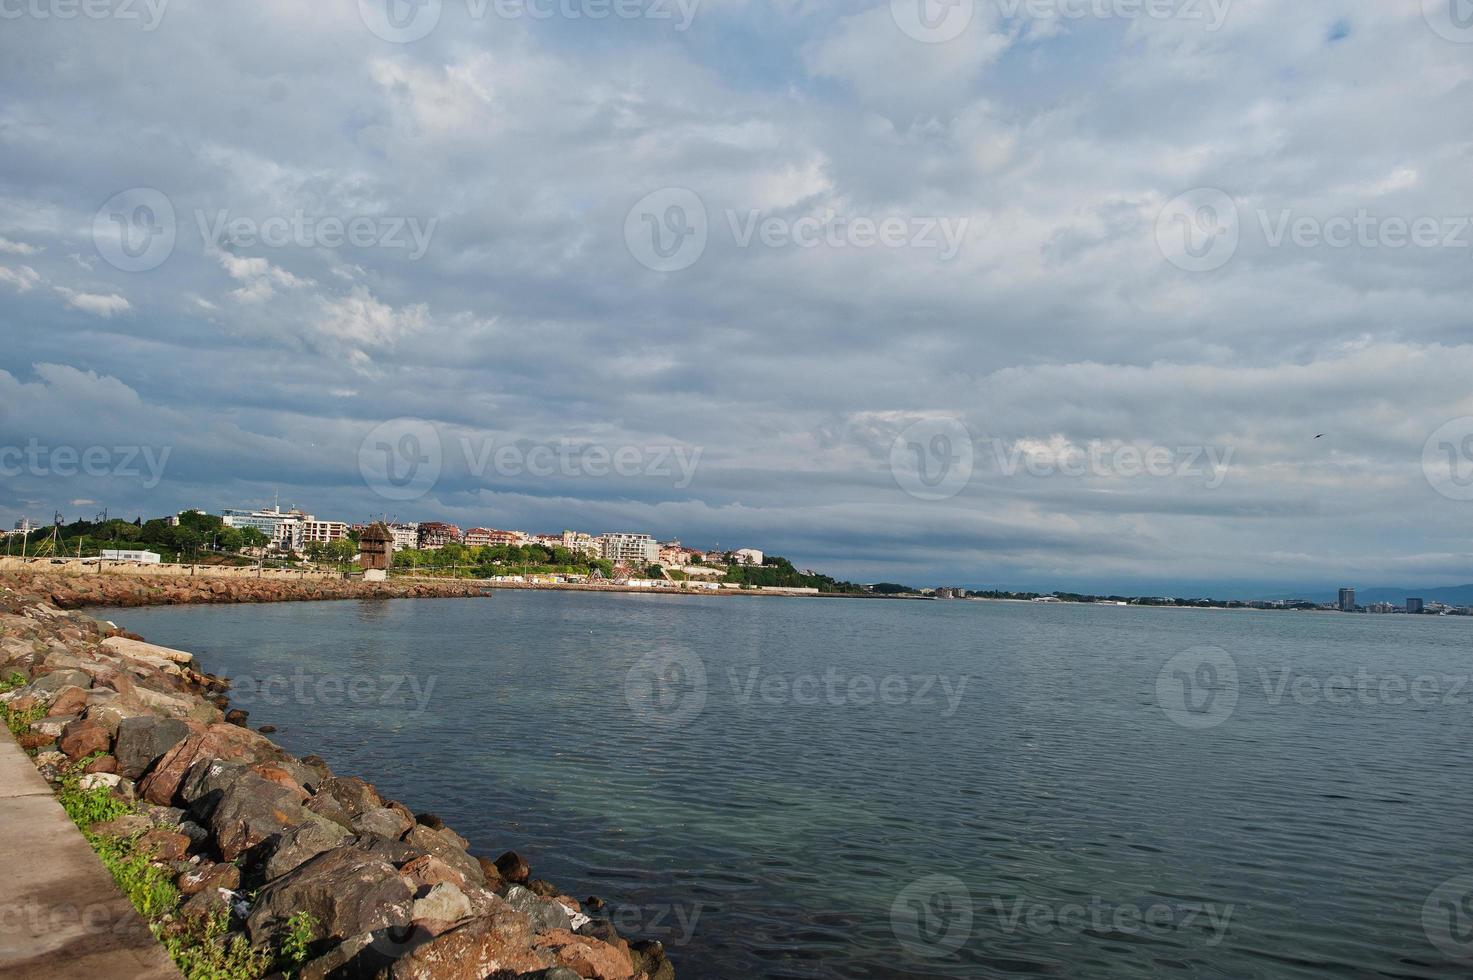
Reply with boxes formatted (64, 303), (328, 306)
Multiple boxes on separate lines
(1338, 588), (1357, 612)
(1407, 597), (1425, 615)
(598, 533), (659, 565)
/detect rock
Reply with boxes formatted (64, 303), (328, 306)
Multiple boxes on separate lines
(296, 931), (395, 980)
(257, 725), (276, 734)
(179, 759), (250, 821)
(248, 846), (415, 949)
(585, 897), (605, 912)
(250, 761), (308, 800)
(181, 885), (237, 921)
(527, 879), (559, 898)
(628, 939), (675, 980)
(299, 754), (332, 782)
(495, 851), (531, 884)
(30, 715), (77, 738)
(58, 719), (111, 761)
(78, 772), (124, 792)
(90, 813), (153, 837)
(503, 886), (573, 934)
(35, 750), (67, 769)
(402, 854), (470, 892)
(388, 904), (552, 980)
(312, 776), (382, 819)
(224, 708), (249, 727)
(534, 928), (636, 980)
(137, 829), (193, 861)
(209, 771), (317, 862)
(412, 882), (473, 928)
(46, 685), (90, 717)
(477, 856), (506, 889)
(403, 825), (485, 886)
(264, 819), (353, 881)
(415, 812), (445, 830)
(83, 754), (118, 774)
(139, 724), (284, 805)
(31, 668), (91, 692)
(85, 697), (151, 735)
(16, 732), (53, 752)
(100, 635), (195, 673)
(114, 715), (193, 779)
(177, 862), (241, 897)
(352, 806), (415, 840)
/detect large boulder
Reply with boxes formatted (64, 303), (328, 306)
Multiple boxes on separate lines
(208, 771), (322, 862)
(534, 929), (636, 980)
(57, 719), (110, 761)
(114, 715), (193, 779)
(100, 635), (195, 674)
(264, 819), (353, 881)
(310, 776), (382, 820)
(502, 886), (572, 934)
(31, 668), (92, 693)
(352, 806), (415, 840)
(388, 904), (552, 980)
(247, 846), (414, 949)
(403, 825), (484, 887)
(46, 685), (90, 717)
(139, 724), (285, 805)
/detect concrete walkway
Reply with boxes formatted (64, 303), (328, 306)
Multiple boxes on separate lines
(0, 729), (182, 979)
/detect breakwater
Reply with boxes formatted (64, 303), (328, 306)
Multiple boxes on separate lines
(0, 576), (675, 979)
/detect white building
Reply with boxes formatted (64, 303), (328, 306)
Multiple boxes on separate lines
(101, 549), (161, 564)
(561, 530), (599, 557)
(598, 532), (659, 565)
(386, 523), (420, 552)
(222, 507), (310, 552)
(731, 548), (764, 566)
(301, 520), (349, 546)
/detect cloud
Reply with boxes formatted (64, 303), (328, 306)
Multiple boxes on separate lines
(53, 288), (131, 318)
(0, 264), (41, 292)
(0, 0), (1469, 591)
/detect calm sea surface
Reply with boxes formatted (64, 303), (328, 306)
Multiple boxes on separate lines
(96, 593), (1473, 979)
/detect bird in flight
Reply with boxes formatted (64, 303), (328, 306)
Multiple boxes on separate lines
(1314, 434), (1326, 439)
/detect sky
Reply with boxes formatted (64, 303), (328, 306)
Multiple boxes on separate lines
(1, 0), (1472, 595)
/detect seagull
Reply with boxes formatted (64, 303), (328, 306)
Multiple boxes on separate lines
(1314, 434), (1326, 439)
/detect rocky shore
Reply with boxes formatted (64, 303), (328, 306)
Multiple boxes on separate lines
(5, 569), (494, 610)
(0, 578), (675, 980)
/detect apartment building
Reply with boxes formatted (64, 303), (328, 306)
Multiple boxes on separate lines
(598, 532), (659, 565)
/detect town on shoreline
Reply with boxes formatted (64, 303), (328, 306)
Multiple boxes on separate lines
(4, 505), (1467, 614)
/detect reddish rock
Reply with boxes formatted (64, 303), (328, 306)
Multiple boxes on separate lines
(9, 693), (40, 714)
(84, 754), (119, 774)
(475, 856), (505, 889)
(58, 719), (111, 761)
(177, 861), (241, 897)
(250, 761), (309, 801)
(387, 905), (551, 979)
(535, 928), (636, 980)
(402, 854), (470, 892)
(138, 724), (284, 805)
(138, 829), (192, 861)
(46, 685), (89, 717)
(17, 732), (54, 751)
(495, 851), (530, 884)
(528, 878), (559, 898)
